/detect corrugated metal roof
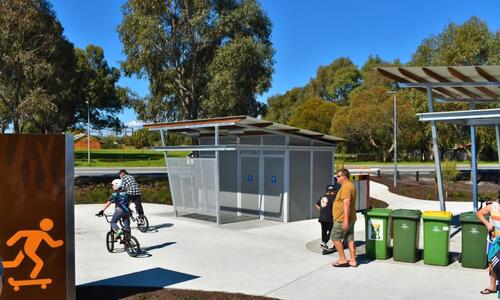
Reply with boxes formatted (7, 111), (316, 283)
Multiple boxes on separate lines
(376, 65), (500, 101)
(144, 116), (344, 145)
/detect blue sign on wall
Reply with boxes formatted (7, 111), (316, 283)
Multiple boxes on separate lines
(271, 176), (277, 183)
(247, 175), (253, 182)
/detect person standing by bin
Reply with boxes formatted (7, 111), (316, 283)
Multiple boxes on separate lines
(315, 184), (337, 251)
(331, 168), (357, 268)
(119, 169), (145, 217)
(476, 191), (500, 295)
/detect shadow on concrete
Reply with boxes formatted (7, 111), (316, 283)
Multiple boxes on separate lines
(146, 222), (174, 233)
(142, 241), (176, 253)
(81, 267), (199, 288)
(355, 254), (376, 266)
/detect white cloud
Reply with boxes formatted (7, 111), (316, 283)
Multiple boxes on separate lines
(125, 120), (144, 129)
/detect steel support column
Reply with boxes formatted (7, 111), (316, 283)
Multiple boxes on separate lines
(161, 130), (178, 217)
(427, 87), (446, 211)
(470, 103), (478, 212)
(496, 125), (500, 169)
(214, 125), (220, 224)
(393, 92), (398, 188)
(283, 136), (290, 223)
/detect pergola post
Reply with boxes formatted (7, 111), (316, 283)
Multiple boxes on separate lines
(496, 125), (500, 169)
(214, 125), (220, 224)
(470, 103), (478, 212)
(427, 87), (446, 211)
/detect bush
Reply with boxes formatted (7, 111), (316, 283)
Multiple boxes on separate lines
(75, 176), (172, 205)
(442, 160), (458, 199)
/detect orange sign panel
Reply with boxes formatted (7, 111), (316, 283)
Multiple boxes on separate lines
(0, 134), (74, 300)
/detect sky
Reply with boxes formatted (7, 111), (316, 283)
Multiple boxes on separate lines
(50, 0), (500, 128)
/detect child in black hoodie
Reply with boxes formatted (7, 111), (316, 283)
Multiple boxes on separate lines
(315, 184), (337, 250)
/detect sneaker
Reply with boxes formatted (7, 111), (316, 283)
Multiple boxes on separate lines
(115, 229), (123, 239)
(321, 242), (328, 250)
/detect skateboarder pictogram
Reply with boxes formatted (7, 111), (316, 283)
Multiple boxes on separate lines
(8, 277), (52, 292)
(3, 218), (64, 291)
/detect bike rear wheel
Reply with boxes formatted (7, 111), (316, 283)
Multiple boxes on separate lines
(106, 231), (115, 252)
(125, 235), (140, 257)
(137, 215), (149, 233)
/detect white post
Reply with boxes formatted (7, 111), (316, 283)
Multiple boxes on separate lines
(86, 100), (90, 164)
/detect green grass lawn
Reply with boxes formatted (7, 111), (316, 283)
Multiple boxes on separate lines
(75, 149), (498, 167)
(75, 149), (188, 167)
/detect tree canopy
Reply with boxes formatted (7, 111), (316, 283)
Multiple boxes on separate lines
(118, 0), (274, 122)
(0, 0), (127, 133)
(266, 16), (499, 162)
(0, 0), (69, 133)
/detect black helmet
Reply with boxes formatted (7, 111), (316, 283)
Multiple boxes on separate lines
(326, 184), (336, 192)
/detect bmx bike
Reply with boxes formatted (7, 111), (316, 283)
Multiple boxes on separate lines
(119, 210), (149, 233)
(96, 213), (141, 257)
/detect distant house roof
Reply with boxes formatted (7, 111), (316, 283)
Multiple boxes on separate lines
(74, 133), (102, 144)
(144, 115), (344, 145)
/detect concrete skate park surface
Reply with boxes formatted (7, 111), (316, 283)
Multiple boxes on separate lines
(76, 182), (487, 299)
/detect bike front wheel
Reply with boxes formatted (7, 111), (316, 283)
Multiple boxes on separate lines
(106, 231), (115, 253)
(137, 215), (149, 233)
(125, 235), (140, 257)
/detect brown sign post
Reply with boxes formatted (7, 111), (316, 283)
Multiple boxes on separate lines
(0, 134), (75, 300)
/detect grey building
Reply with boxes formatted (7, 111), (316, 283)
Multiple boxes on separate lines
(145, 116), (344, 224)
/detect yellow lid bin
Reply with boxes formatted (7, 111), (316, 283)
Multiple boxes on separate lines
(422, 210), (453, 266)
(422, 211), (453, 221)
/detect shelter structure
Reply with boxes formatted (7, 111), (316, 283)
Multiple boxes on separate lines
(377, 65), (500, 211)
(144, 116), (344, 224)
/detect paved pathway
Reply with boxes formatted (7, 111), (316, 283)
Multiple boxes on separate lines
(76, 182), (488, 299)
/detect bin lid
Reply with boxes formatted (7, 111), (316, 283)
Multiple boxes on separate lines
(365, 208), (392, 217)
(422, 210), (453, 221)
(391, 209), (421, 220)
(459, 211), (482, 223)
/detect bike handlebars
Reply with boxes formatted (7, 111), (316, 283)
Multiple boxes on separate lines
(95, 213), (113, 223)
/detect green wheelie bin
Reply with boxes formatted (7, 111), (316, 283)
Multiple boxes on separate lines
(460, 212), (488, 269)
(392, 209), (421, 263)
(364, 208), (392, 259)
(422, 211), (453, 266)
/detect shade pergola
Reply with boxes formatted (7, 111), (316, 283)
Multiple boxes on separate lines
(377, 65), (500, 211)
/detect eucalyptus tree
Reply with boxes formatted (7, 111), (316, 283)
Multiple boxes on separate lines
(118, 0), (274, 121)
(0, 0), (70, 133)
(410, 16), (500, 161)
(288, 97), (337, 134)
(0, 1), (126, 133)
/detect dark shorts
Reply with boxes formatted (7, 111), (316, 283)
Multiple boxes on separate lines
(331, 221), (355, 241)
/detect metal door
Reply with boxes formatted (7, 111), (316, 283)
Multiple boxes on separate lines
(240, 156), (260, 217)
(263, 157), (284, 221)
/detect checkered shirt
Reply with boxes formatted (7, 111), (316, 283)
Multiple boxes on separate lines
(121, 174), (141, 195)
